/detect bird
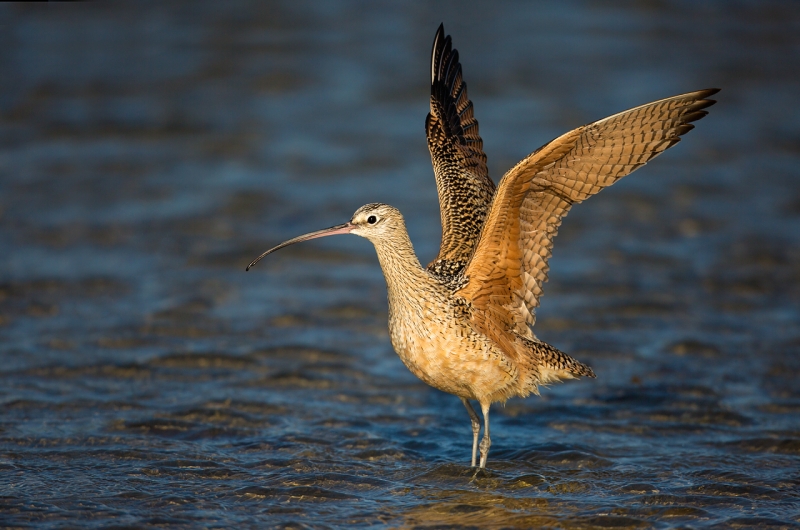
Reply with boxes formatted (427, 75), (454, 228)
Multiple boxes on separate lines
(247, 24), (718, 469)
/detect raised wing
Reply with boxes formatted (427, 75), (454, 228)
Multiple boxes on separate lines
(426, 24), (496, 278)
(458, 89), (719, 348)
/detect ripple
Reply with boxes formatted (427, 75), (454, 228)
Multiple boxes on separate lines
(235, 485), (356, 501)
(685, 483), (780, 500)
(116, 419), (197, 437)
(647, 409), (752, 427)
(147, 352), (258, 369)
(618, 483), (660, 494)
(718, 438), (800, 454)
(708, 516), (797, 528)
(355, 448), (407, 461)
(570, 515), (651, 528)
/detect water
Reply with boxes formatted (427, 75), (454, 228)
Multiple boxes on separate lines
(1, 1), (799, 527)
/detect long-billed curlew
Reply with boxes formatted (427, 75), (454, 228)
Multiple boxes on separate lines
(247, 24), (718, 468)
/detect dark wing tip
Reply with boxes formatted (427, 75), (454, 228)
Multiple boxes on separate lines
(682, 110), (709, 124)
(431, 24), (447, 84)
(673, 88), (721, 139)
(693, 88), (720, 109)
(675, 123), (696, 136)
(429, 26), (476, 143)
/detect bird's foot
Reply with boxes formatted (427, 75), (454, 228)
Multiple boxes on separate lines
(469, 465), (492, 483)
(470, 467), (482, 482)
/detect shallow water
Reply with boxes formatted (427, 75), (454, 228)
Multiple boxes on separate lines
(1, 1), (800, 528)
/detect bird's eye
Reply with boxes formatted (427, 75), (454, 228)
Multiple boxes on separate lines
(367, 215), (378, 225)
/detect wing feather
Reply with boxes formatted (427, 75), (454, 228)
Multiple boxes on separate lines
(458, 89), (719, 346)
(426, 24), (496, 278)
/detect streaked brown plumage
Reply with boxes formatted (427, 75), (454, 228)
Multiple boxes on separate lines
(426, 26), (495, 278)
(247, 24), (719, 468)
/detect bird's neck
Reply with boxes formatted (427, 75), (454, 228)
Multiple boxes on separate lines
(370, 229), (428, 299)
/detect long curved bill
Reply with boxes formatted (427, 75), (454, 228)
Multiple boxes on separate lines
(246, 222), (355, 271)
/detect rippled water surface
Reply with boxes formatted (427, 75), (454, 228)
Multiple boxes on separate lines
(2, 1), (800, 528)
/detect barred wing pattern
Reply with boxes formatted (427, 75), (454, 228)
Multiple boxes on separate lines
(426, 24), (496, 278)
(458, 89), (719, 349)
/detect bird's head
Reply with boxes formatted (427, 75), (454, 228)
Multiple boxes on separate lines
(348, 203), (405, 242)
(246, 203), (404, 270)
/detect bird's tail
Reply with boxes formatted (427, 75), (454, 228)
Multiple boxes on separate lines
(519, 336), (596, 385)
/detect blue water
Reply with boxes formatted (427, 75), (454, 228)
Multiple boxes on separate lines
(1, 1), (799, 527)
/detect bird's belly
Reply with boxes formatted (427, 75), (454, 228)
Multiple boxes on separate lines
(388, 316), (515, 401)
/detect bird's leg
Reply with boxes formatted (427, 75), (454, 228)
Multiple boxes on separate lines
(460, 397), (481, 467)
(478, 402), (491, 469)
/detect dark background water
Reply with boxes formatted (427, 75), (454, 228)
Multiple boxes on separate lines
(1, 1), (799, 528)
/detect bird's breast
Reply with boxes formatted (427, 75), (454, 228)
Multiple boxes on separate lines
(386, 288), (516, 401)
